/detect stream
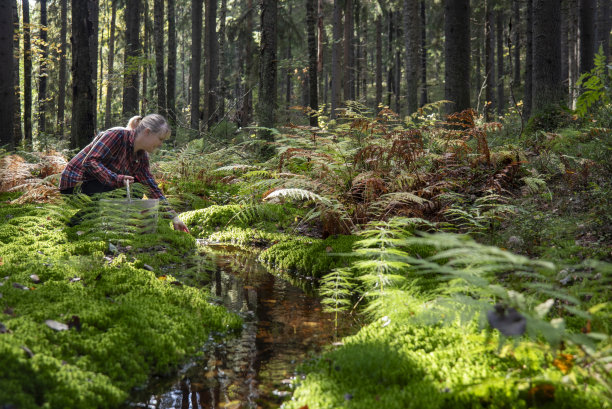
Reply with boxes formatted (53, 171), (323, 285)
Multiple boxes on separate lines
(127, 244), (355, 409)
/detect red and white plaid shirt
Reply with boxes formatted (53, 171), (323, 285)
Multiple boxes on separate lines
(59, 128), (166, 200)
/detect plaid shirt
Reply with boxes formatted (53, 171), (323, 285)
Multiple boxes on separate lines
(60, 128), (166, 200)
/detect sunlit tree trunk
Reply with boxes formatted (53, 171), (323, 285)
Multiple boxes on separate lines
(444, 0), (471, 114)
(190, 0), (202, 131)
(404, 0), (420, 114)
(0, 0), (15, 149)
(154, 0), (166, 116)
(38, 0), (48, 135)
(166, 0), (176, 122)
(330, 0), (342, 118)
(23, 0), (32, 147)
(123, 0), (141, 119)
(104, 0), (117, 129)
(12, 0), (22, 142)
(57, 0), (68, 135)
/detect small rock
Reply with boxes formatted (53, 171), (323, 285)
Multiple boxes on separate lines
(0, 322), (8, 333)
(69, 277), (81, 283)
(30, 274), (41, 284)
(45, 320), (69, 331)
(143, 264), (154, 272)
(21, 346), (34, 358)
(12, 283), (29, 291)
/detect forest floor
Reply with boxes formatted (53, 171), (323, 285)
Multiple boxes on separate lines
(0, 107), (611, 408)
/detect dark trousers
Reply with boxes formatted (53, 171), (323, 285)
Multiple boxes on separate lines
(60, 179), (116, 196)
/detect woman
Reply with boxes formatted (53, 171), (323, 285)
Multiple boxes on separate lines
(59, 114), (189, 232)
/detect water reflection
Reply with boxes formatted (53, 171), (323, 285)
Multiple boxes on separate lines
(129, 246), (353, 409)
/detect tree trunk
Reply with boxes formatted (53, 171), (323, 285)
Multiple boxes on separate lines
(0, 0), (15, 149)
(444, 0), (471, 114)
(307, 0), (318, 126)
(485, 1), (495, 120)
(524, 0), (533, 118)
(166, 0), (176, 122)
(204, 0), (218, 128)
(330, 0), (342, 118)
(89, 0), (99, 124)
(23, 0), (32, 147)
(343, 0), (354, 101)
(285, 45), (291, 106)
(420, 0), (427, 107)
(104, 0), (116, 129)
(533, 0), (562, 112)
(38, 0), (48, 135)
(57, 0), (68, 135)
(12, 0), (22, 142)
(71, 0), (97, 149)
(512, 0), (521, 91)
(142, 2), (149, 113)
(394, 13), (401, 114)
(317, 0), (325, 109)
(98, 23), (104, 125)
(257, 0), (277, 156)
(560, 0), (569, 94)
(596, 0), (610, 60)
(568, 0), (579, 108)
(354, 0), (360, 100)
(387, 11), (393, 108)
(218, 0), (227, 119)
(375, 14), (382, 109)
(404, 0), (420, 114)
(154, 0), (166, 115)
(190, 0), (202, 131)
(123, 0), (141, 119)
(579, 0), (595, 73)
(496, 10), (504, 115)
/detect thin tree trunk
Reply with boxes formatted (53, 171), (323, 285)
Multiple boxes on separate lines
(361, 4), (367, 100)
(204, 0), (218, 128)
(257, 0), (277, 156)
(375, 14), (382, 109)
(38, 0), (48, 135)
(23, 0), (32, 147)
(475, 19), (482, 111)
(154, 0), (166, 115)
(568, 0), (579, 108)
(387, 11), (393, 108)
(90, 0), (99, 124)
(331, 0), (342, 118)
(445, 0), (471, 114)
(166, 0), (176, 122)
(285, 45), (291, 107)
(394, 13), (401, 113)
(561, 0), (569, 94)
(142, 2), (149, 113)
(343, 0), (354, 101)
(104, 0), (116, 129)
(512, 0), (521, 91)
(485, 1), (495, 120)
(404, 0), (420, 114)
(420, 0), (427, 107)
(524, 0), (534, 118)
(123, 0), (141, 119)
(533, 0), (562, 112)
(98, 23), (104, 126)
(57, 0), (68, 135)
(317, 0), (325, 110)
(0, 0), (15, 149)
(579, 0), (595, 73)
(307, 0), (318, 126)
(496, 10), (504, 115)
(12, 0), (22, 142)
(190, 0), (202, 130)
(355, 0), (360, 99)
(243, 0), (254, 125)
(596, 0), (610, 60)
(218, 0), (227, 119)
(71, 0), (97, 149)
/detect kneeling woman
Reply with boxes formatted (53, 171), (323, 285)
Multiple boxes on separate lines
(59, 114), (189, 232)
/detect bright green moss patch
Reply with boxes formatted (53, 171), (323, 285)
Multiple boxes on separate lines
(0, 201), (241, 409)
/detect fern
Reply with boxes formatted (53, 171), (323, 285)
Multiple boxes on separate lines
(319, 267), (355, 329)
(575, 47), (611, 118)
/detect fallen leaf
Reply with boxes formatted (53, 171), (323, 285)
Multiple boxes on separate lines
(158, 275), (167, 281)
(325, 246), (333, 253)
(0, 257), (3, 265)
(30, 274), (41, 284)
(552, 353), (574, 374)
(45, 320), (69, 331)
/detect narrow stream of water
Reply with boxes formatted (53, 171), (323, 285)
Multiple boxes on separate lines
(128, 245), (354, 409)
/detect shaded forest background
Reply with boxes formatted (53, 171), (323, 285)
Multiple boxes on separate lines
(0, 0), (610, 151)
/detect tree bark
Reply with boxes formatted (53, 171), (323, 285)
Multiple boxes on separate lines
(512, 0), (521, 91)
(257, 0), (277, 156)
(0, 0), (15, 149)
(204, 0), (219, 128)
(38, 0), (48, 135)
(533, 0), (562, 112)
(485, 1), (495, 120)
(57, 0), (68, 135)
(104, 0), (116, 129)
(560, 0), (569, 93)
(404, 0), (420, 114)
(524, 0), (533, 118)
(579, 0), (595, 73)
(190, 0), (202, 131)
(12, 0), (22, 142)
(218, 0), (227, 119)
(496, 10), (504, 115)
(568, 0), (579, 108)
(330, 0), (342, 118)
(420, 0), (427, 107)
(23, 0), (32, 147)
(71, 0), (97, 149)
(596, 0), (610, 60)
(343, 0), (354, 101)
(89, 0), (99, 125)
(123, 0), (141, 119)
(307, 0), (318, 126)
(375, 14), (382, 109)
(444, 0), (471, 114)
(166, 0), (176, 122)
(153, 0), (166, 115)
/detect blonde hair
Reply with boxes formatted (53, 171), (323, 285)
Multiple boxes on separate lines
(126, 115), (143, 130)
(135, 114), (171, 137)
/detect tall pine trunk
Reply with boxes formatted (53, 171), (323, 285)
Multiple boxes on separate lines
(375, 14), (382, 109)
(420, 1), (427, 107)
(560, 0), (569, 95)
(568, 0), (579, 108)
(204, 0), (219, 128)
(330, 0), (342, 118)
(532, 0), (562, 112)
(524, 0), (533, 118)
(166, 0), (176, 122)
(218, 0), (227, 119)
(343, 0), (354, 101)
(257, 0), (277, 157)
(485, 1), (495, 120)
(23, 0), (32, 147)
(190, 0), (202, 131)
(0, 0), (15, 149)
(307, 0), (318, 126)
(512, 0), (520, 91)
(123, 0), (141, 119)
(579, 0), (595, 73)
(444, 0), (471, 114)
(71, 0), (97, 149)
(142, 2), (150, 113)
(104, 0), (116, 129)
(596, 0), (610, 60)
(496, 10), (504, 115)
(12, 0), (22, 142)
(154, 0), (166, 115)
(38, 0), (48, 135)
(404, 0), (420, 114)
(57, 0), (68, 135)
(317, 0), (324, 109)
(89, 0), (99, 124)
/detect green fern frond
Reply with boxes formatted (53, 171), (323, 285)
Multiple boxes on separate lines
(263, 188), (332, 205)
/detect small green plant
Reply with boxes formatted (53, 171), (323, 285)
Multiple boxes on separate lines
(575, 47), (611, 118)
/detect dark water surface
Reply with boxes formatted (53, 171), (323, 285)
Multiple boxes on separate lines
(127, 245), (354, 409)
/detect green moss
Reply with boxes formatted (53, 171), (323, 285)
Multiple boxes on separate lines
(0, 202), (241, 409)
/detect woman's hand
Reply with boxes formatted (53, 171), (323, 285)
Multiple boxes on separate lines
(123, 176), (135, 186)
(172, 216), (190, 233)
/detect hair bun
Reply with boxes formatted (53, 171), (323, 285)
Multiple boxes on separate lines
(126, 115), (143, 130)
